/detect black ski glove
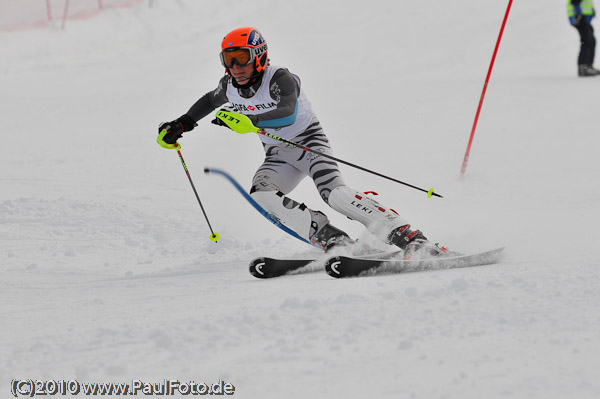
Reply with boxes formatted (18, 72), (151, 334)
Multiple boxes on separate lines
(211, 116), (229, 129)
(158, 114), (197, 144)
(573, 14), (583, 26)
(211, 106), (234, 129)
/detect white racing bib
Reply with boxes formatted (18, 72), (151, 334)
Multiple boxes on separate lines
(226, 66), (316, 145)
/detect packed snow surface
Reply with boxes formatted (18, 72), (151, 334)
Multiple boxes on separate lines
(2, 1), (599, 398)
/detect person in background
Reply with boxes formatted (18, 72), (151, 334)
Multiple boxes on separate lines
(568, 0), (600, 76)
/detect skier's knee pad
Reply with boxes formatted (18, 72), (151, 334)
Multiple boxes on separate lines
(327, 186), (409, 242)
(250, 190), (328, 241)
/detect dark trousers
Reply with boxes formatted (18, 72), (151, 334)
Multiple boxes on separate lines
(575, 20), (596, 65)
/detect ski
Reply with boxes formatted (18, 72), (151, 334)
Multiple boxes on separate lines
(325, 247), (505, 278)
(249, 257), (315, 279)
(249, 250), (403, 279)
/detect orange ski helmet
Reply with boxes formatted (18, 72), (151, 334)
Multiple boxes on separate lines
(220, 27), (268, 77)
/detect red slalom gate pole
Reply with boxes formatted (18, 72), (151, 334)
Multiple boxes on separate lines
(61, 0), (70, 30)
(460, 0), (513, 177)
(46, 0), (52, 21)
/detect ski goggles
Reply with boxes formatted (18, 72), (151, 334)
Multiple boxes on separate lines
(220, 43), (266, 69)
(220, 47), (254, 68)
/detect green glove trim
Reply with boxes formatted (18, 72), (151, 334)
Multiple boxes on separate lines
(157, 129), (181, 150)
(216, 110), (259, 134)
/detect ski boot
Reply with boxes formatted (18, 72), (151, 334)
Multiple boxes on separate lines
(578, 64), (600, 77)
(403, 239), (453, 260)
(388, 224), (451, 260)
(310, 223), (354, 252)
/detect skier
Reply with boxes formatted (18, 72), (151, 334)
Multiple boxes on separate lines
(567, 0), (600, 76)
(157, 27), (448, 258)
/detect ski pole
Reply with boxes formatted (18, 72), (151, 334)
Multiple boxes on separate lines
(460, 0), (513, 177)
(258, 129), (442, 198)
(175, 146), (219, 242)
(214, 111), (442, 198)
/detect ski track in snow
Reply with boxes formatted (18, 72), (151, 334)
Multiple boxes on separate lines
(2, 1), (600, 398)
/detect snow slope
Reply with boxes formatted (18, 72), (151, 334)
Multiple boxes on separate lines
(1, 1), (599, 398)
